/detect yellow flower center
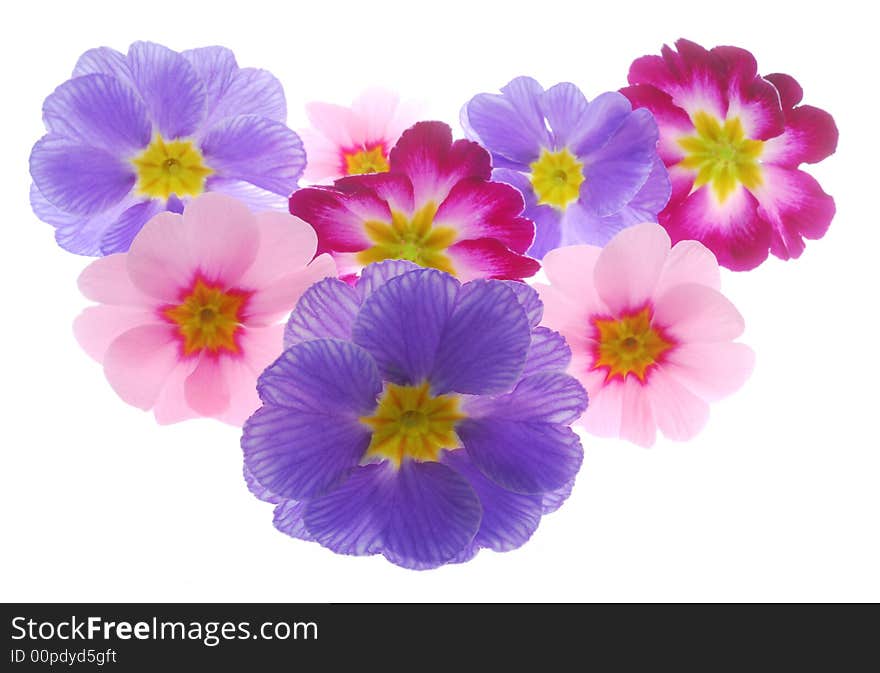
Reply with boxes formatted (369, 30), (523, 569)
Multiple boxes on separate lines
(529, 148), (585, 210)
(356, 203), (457, 274)
(132, 134), (213, 201)
(677, 111), (764, 203)
(591, 306), (674, 383)
(163, 279), (249, 356)
(361, 382), (465, 466)
(343, 145), (390, 175)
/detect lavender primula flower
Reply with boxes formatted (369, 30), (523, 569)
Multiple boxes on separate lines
(29, 41), (304, 255)
(462, 76), (671, 257)
(242, 261), (587, 569)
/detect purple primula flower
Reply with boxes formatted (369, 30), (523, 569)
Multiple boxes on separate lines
(242, 260), (587, 569)
(29, 41), (304, 256)
(462, 76), (671, 258)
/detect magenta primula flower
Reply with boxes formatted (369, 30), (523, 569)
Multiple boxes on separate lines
(299, 88), (420, 182)
(242, 261), (586, 569)
(74, 193), (334, 425)
(289, 121), (540, 281)
(30, 42), (304, 256)
(535, 224), (754, 447)
(621, 39), (838, 270)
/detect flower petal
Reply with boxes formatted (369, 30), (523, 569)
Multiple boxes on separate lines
(334, 172), (415, 214)
(712, 45), (784, 140)
(655, 239), (721, 295)
(78, 253), (151, 305)
(539, 82), (591, 149)
(284, 278), (361, 348)
(594, 223), (670, 313)
(645, 368), (710, 441)
(654, 283), (745, 343)
(125, 211), (193, 300)
(42, 74), (151, 155)
(542, 479), (575, 514)
(433, 178), (533, 254)
(289, 185), (386, 253)
(463, 76), (549, 165)
(152, 357), (200, 425)
(579, 376), (624, 439)
(352, 269), (458, 385)
(665, 342), (754, 402)
(501, 279), (543, 327)
(761, 105), (838, 167)
(182, 46), (286, 129)
(466, 372), (588, 425)
(753, 165), (835, 261)
(356, 259), (420, 300)
(245, 254), (335, 324)
(126, 41), (206, 138)
(73, 306), (156, 362)
(103, 324), (182, 409)
(305, 101), (355, 146)
(30, 136), (134, 216)
(351, 87), (402, 143)
(388, 121), (491, 204)
(200, 115), (305, 196)
(184, 355), (230, 417)
(303, 462), (395, 556)
(98, 199), (165, 256)
(237, 211), (319, 288)
(620, 84), (693, 163)
(73, 47), (132, 84)
(443, 449), (543, 553)
(522, 327), (572, 377)
(382, 460), (482, 570)
(273, 499), (314, 540)
(446, 238), (540, 282)
(619, 377), (657, 447)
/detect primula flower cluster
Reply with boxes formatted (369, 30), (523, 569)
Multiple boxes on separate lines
(242, 261), (586, 568)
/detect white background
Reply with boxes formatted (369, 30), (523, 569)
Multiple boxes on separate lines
(1, 0), (876, 602)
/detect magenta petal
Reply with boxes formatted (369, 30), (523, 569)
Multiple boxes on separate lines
(382, 461), (482, 570)
(289, 186), (385, 253)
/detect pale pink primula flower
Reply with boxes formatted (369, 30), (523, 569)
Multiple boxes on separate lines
(74, 192), (335, 425)
(534, 223), (754, 447)
(299, 88), (421, 183)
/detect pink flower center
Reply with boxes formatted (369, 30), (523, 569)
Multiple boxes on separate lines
(590, 305), (675, 383)
(163, 278), (251, 357)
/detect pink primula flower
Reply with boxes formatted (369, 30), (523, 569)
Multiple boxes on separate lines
(621, 39), (838, 270)
(535, 223), (754, 447)
(299, 88), (420, 182)
(73, 193), (335, 425)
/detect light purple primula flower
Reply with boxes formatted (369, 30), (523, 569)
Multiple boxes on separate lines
(29, 41), (304, 255)
(462, 76), (671, 258)
(242, 260), (587, 569)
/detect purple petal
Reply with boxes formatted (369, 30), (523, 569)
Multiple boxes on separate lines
(443, 449), (543, 553)
(352, 269), (458, 386)
(523, 327), (572, 376)
(463, 76), (549, 164)
(126, 41), (206, 138)
(501, 280), (543, 327)
(72, 47), (133, 85)
(355, 259), (420, 301)
(539, 82), (591, 149)
(493, 167), (563, 260)
(30, 135), (134, 215)
(466, 372), (587, 425)
(43, 74), (151, 154)
(542, 479), (575, 514)
(580, 108), (658, 216)
(569, 91), (634, 157)
(430, 280), (531, 395)
(284, 278), (361, 348)
(182, 46), (286, 130)
(303, 462), (395, 556)
(99, 199), (163, 255)
(200, 115), (305, 196)
(205, 177), (288, 212)
(382, 460), (481, 569)
(273, 499), (314, 541)
(244, 464), (283, 504)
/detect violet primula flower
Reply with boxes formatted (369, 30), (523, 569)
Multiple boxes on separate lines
(30, 42), (304, 256)
(290, 121), (540, 281)
(242, 261), (587, 569)
(462, 77), (670, 258)
(621, 39), (838, 270)
(74, 193), (334, 425)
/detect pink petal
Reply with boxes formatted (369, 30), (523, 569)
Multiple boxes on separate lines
(237, 211), (319, 289)
(619, 84), (693, 164)
(74, 306), (157, 362)
(578, 371), (623, 439)
(540, 244), (606, 315)
(446, 238), (539, 282)
(126, 211), (193, 300)
(388, 121), (490, 204)
(351, 88), (401, 143)
(654, 283), (745, 343)
(305, 101), (355, 147)
(299, 128), (344, 182)
(594, 223), (671, 313)
(761, 106), (839, 167)
(179, 192), (259, 285)
(213, 357), (261, 426)
(663, 184), (770, 271)
(433, 178), (533, 254)
(645, 368), (710, 441)
(664, 342), (755, 402)
(753, 165), (835, 261)
(78, 253), (153, 305)
(103, 324), (182, 410)
(620, 377), (657, 447)
(153, 358), (200, 425)
(184, 356), (230, 417)
(533, 283), (593, 360)
(655, 239), (721, 296)
(246, 253), (336, 324)
(288, 185), (386, 253)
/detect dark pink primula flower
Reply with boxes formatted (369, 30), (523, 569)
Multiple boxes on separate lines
(290, 121), (540, 281)
(621, 39), (838, 271)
